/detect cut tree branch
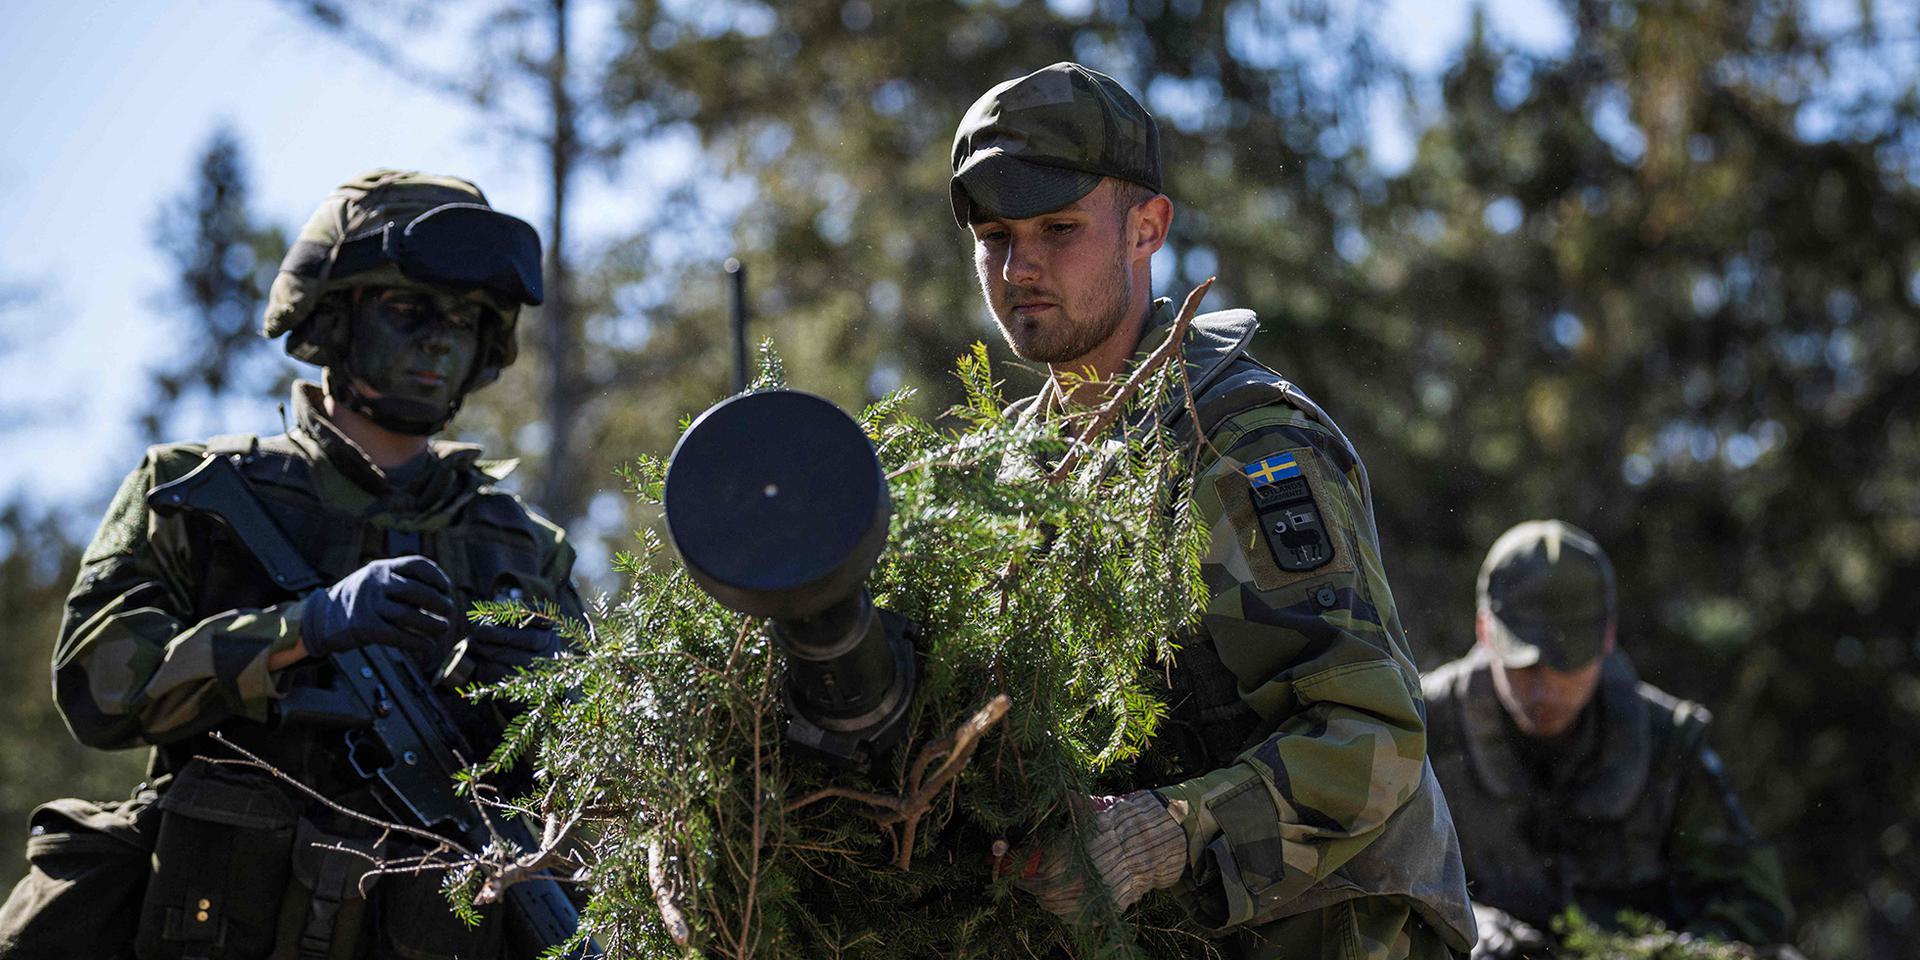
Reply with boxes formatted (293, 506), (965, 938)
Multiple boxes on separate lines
(784, 694), (1012, 870)
(1047, 277), (1215, 483)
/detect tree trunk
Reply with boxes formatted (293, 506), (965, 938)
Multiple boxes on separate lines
(537, 0), (582, 525)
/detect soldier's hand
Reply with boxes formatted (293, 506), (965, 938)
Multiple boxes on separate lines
(1008, 791), (1187, 918)
(466, 622), (563, 685)
(302, 556), (458, 663)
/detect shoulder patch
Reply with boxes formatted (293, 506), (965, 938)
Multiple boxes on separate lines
(1208, 458), (1352, 593)
(1243, 454), (1333, 572)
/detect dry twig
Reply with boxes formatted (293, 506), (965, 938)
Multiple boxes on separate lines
(206, 733), (468, 855)
(784, 694), (1012, 869)
(206, 732), (587, 910)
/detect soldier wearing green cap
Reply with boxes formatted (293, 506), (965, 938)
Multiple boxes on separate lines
(1422, 520), (1794, 957)
(0, 170), (579, 959)
(954, 62), (1475, 959)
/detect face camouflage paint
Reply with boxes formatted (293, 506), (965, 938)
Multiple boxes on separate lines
(339, 286), (484, 435)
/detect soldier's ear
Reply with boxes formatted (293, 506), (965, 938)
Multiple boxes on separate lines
(1129, 194), (1172, 260)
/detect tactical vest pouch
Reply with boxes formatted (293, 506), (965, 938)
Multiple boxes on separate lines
(136, 759), (298, 960)
(371, 858), (502, 960)
(0, 789), (162, 960)
(281, 817), (385, 960)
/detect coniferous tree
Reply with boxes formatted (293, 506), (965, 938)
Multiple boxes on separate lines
(144, 125), (291, 440)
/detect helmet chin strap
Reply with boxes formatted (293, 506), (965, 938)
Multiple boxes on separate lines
(325, 365), (461, 437)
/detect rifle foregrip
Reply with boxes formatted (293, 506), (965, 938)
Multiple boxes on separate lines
(506, 878), (603, 958)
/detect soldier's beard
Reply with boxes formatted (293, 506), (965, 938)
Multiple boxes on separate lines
(985, 246), (1132, 365)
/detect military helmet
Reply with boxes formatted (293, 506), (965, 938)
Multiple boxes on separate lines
(263, 169), (542, 392)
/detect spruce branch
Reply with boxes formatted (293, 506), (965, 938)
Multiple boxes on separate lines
(500, 336), (1210, 954)
(473, 804), (591, 905)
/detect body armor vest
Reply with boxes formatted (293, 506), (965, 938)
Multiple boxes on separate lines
(1423, 652), (1711, 931)
(158, 431), (563, 791)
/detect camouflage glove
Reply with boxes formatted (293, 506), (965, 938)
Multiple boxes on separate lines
(465, 622), (563, 685)
(1014, 791), (1187, 917)
(301, 556), (458, 663)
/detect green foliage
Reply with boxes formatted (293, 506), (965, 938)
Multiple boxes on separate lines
(490, 348), (1208, 957)
(143, 124), (291, 441)
(1555, 909), (1766, 960)
(3, 0), (1915, 952)
(0, 504), (147, 891)
(1344, 6), (1920, 954)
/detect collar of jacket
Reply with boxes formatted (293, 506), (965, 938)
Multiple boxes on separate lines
(1011, 297), (1261, 431)
(1458, 647), (1652, 820)
(285, 380), (510, 519)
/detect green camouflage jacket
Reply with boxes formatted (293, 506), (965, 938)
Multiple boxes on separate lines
(45, 381), (578, 958)
(1015, 300), (1476, 951)
(54, 381), (579, 775)
(1423, 649), (1793, 947)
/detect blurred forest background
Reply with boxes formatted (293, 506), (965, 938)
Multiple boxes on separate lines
(2, 0), (1917, 955)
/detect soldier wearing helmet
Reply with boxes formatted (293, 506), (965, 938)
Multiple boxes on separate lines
(0, 171), (578, 959)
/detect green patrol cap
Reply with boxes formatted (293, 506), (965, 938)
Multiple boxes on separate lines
(950, 62), (1161, 228)
(1477, 520), (1616, 671)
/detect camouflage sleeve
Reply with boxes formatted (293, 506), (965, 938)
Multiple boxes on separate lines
(52, 448), (304, 750)
(1666, 735), (1794, 945)
(1153, 403), (1430, 930)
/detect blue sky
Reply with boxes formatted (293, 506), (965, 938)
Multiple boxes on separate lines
(0, 0), (1573, 522)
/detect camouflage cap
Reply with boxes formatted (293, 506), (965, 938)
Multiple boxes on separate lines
(950, 62), (1161, 228)
(1477, 520), (1616, 671)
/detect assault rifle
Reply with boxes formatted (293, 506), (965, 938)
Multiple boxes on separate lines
(148, 453), (600, 960)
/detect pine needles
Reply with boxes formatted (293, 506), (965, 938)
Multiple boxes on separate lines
(486, 343), (1209, 958)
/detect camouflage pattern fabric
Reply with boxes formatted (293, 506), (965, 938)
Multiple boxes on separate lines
(30, 380), (579, 958)
(1423, 649), (1793, 951)
(54, 380), (578, 755)
(1232, 894), (1460, 960)
(1017, 300), (1476, 955)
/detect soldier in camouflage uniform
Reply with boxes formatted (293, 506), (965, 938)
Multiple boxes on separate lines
(0, 171), (578, 959)
(1422, 520), (1793, 957)
(951, 62), (1476, 959)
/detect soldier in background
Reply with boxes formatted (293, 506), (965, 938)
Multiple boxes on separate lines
(952, 62), (1476, 958)
(0, 170), (577, 959)
(1422, 520), (1794, 958)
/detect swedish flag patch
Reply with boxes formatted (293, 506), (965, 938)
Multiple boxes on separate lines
(1242, 453), (1302, 488)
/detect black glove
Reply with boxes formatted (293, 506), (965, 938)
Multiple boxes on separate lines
(301, 556), (459, 663)
(466, 622), (564, 685)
